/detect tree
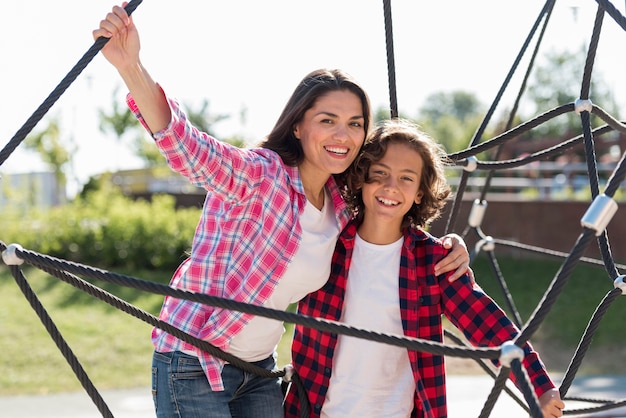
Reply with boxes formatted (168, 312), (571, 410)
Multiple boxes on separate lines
(416, 91), (486, 153)
(419, 91), (484, 124)
(525, 46), (620, 139)
(98, 87), (243, 168)
(24, 117), (75, 203)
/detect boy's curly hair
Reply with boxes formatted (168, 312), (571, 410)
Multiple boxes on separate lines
(343, 118), (451, 229)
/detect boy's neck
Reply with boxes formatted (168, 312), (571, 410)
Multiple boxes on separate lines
(357, 216), (403, 245)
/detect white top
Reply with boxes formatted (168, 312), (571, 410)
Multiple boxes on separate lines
(228, 190), (340, 361)
(321, 233), (415, 418)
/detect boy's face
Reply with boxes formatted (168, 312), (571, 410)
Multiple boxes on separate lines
(361, 141), (424, 228)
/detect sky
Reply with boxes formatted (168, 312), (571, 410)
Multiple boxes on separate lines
(1, 0), (625, 195)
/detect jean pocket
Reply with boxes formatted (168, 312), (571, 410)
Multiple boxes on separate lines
(174, 353), (206, 377)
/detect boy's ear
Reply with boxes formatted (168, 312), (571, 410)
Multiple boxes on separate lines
(415, 190), (424, 205)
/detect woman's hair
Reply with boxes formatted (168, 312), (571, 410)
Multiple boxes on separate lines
(344, 118), (451, 229)
(259, 69), (372, 167)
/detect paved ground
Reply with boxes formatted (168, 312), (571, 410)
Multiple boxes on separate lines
(1, 374), (625, 417)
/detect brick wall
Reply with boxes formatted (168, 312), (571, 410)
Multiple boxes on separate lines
(429, 199), (626, 264)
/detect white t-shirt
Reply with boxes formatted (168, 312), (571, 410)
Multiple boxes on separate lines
(321, 233), (416, 418)
(228, 190), (340, 361)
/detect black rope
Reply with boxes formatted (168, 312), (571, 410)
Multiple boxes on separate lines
(562, 398), (626, 416)
(448, 104), (574, 161)
(491, 238), (626, 272)
(485, 250), (524, 328)
(292, 372), (311, 418)
(478, 367), (511, 418)
(510, 360), (543, 417)
(596, 0), (626, 31)
(579, 5), (603, 100)
(468, 124), (612, 171)
(382, 0), (398, 119)
(515, 229), (597, 346)
(595, 0), (626, 31)
(34, 257), (284, 379)
(1, 1), (625, 416)
(8, 265), (114, 418)
(444, 0), (556, 233)
(0, 0), (143, 168)
(444, 330), (529, 412)
(478, 0), (555, 202)
(2, 241), (502, 362)
(603, 147), (626, 197)
(559, 288), (622, 397)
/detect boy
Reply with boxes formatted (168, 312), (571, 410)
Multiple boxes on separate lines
(285, 119), (564, 417)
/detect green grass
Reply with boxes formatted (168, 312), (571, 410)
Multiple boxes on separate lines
(466, 254), (626, 375)
(0, 254), (624, 395)
(0, 267), (167, 395)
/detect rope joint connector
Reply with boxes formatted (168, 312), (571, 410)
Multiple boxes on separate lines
(468, 199), (488, 228)
(476, 236), (495, 252)
(574, 98), (593, 114)
(283, 364), (294, 383)
(463, 156), (478, 173)
(614, 275), (626, 294)
(580, 194), (618, 236)
(2, 243), (24, 266)
(499, 340), (524, 368)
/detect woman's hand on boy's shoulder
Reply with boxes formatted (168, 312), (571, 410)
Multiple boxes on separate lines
(434, 233), (475, 285)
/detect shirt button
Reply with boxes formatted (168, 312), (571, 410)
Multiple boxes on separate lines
(324, 367), (331, 376)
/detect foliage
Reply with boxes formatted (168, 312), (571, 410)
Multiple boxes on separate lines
(411, 90), (487, 153)
(24, 116), (75, 202)
(98, 90), (245, 170)
(419, 91), (484, 124)
(525, 47), (620, 140)
(185, 99), (230, 135)
(0, 186), (201, 272)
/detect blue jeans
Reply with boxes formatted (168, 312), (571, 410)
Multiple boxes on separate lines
(152, 351), (284, 418)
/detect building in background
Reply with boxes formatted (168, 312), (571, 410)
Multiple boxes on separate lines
(0, 171), (63, 210)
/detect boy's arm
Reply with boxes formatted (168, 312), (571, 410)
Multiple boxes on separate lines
(442, 278), (557, 401)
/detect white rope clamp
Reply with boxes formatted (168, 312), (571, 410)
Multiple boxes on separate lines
(283, 364), (294, 383)
(580, 194), (618, 236)
(463, 156), (478, 173)
(475, 236), (495, 252)
(574, 98), (593, 114)
(499, 340), (524, 368)
(2, 243), (24, 266)
(468, 199), (488, 228)
(614, 275), (626, 294)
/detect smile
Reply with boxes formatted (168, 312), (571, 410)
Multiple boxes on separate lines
(324, 146), (348, 155)
(377, 197), (400, 206)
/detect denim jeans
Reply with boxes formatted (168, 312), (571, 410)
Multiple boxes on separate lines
(152, 351), (284, 417)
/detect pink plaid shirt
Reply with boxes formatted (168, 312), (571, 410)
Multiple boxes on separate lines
(127, 91), (351, 390)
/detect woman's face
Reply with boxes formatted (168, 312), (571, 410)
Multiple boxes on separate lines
(293, 90), (366, 179)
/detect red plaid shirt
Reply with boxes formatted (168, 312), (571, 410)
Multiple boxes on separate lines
(285, 221), (555, 418)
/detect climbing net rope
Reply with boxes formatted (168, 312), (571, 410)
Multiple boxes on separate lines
(1, 0), (626, 417)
